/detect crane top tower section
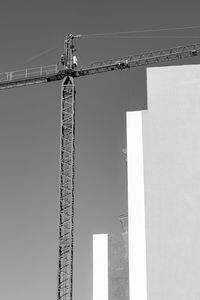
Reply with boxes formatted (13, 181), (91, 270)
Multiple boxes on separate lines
(61, 34), (80, 69)
(0, 36), (200, 90)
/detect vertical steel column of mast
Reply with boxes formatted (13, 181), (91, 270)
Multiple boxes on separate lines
(58, 35), (75, 300)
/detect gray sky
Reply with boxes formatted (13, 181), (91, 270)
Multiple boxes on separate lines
(0, 1), (200, 300)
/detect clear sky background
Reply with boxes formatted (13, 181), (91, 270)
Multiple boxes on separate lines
(0, 1), (200, 300)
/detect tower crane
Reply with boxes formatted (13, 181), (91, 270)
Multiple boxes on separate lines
(0, 34), (200, 300)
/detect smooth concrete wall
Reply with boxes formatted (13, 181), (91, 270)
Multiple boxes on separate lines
(108, 231), (129, 300)
(127, 112), (147, 300)
(143, 65), (200, 300)
(93, 234), (108, 300)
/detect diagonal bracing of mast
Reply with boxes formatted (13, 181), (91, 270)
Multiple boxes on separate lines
(58, 76), (75, 300)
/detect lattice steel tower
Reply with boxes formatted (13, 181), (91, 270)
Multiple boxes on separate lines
(58, 35), (76, 300)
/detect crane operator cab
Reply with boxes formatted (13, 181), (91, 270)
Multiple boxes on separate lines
(60, 54), (78, 69)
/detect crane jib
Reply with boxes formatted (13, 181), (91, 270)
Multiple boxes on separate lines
(0, 43), (200, 90)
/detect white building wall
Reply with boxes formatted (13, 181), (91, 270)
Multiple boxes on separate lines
(93, 234), (108, 300)
(143, 65), (200, 300)
(126, 112), (147, 300)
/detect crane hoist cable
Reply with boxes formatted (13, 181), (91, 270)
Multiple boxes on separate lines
(81, 35), (200, 39)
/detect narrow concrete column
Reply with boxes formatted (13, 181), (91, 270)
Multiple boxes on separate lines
(93, 234), (108, 300)
(126, 111), (147, 300)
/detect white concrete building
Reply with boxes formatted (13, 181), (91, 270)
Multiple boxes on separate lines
(93, 65), (200, 300)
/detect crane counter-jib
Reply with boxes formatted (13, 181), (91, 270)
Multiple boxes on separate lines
(0, 64), (59, 90)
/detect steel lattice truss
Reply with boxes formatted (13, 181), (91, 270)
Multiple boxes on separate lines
(0, 43), (200, 90)
(58, 76), (75, 300)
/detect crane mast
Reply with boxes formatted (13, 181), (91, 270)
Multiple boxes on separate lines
(59, 75), (75, 300)
(58, 35), (76, 300)
(0, 35), (200, 300)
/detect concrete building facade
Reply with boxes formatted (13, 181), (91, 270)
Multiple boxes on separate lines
(94, 64), (200, 300)
(108, 214), (129, 300)
(143, 65), (200, 300)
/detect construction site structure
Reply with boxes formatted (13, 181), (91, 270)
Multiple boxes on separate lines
(0, 34), (200, 300)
